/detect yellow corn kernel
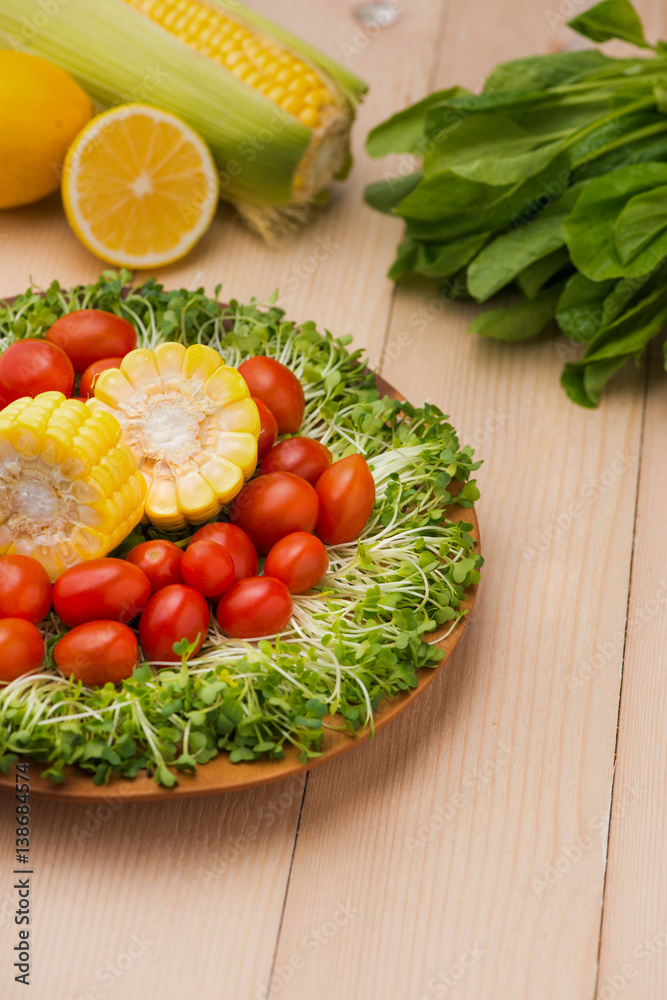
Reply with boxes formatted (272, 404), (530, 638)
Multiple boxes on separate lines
(298, 107), (320, 128)
(0, 391), (145, 580)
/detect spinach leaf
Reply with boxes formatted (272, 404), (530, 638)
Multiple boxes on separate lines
(561, 356), (630, 407)
(468, 282), (564, 341)
(364, 172), (422, 214)
(483, 50), (614, 94)
(573, 127), (667, 179)
(365, 88), (470, 157)
(467, 214), (567, 302)
(567, 0), (651, 49)
(563, 162), (667, 279)
(388, 233), (491, 281)
(556, 273), (617, 341)
(517, 247), (572, 298)
(613, 184), (667, 263)
(582, 283), (667, 361)
(399, 151), (572, 244)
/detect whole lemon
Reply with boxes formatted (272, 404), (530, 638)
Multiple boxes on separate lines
(0, 51), (92, 209)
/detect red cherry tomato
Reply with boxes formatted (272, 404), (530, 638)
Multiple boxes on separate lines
(0, 339), (74, 403)
(238, 357), (305, 433)
(181, 541), (235, 598)
(229, 472), (319, 555)
(0, 555), (52, 623)
(253, 396), (278, 461)
(125, 540), (183, 596)
(79, 356), (124, 398)
(53, 621), (139, 686)
(0, 619), (44, 682)
(188, 523), (258, 581)
(259, 436), (332, 485)
(139, 584), (209, 662)
(315, 454), (376, 545)
(46, 310), (137, 373)
(53, 558), (151, 627)
(216, 576), (293, 638)
(264, 532), (329, 595)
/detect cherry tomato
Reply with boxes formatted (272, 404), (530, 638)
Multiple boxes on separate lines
(139, 584), (210, 662)
(0, 619), (44, 682)
(238, 357), (305, 433)
(53, 621), (139, 686)
(253, 396), (278, 461)
(0, 339), (74, 403)
(315, 454), (375, 545)
(125, 540), (184, 596)
(216, 576), (293, 638)
(46, 310), (137, 373)
(264, 532), (329, 595)
(259, 436), (332, 485)
(0, 555), (52, 623)
(181, 541), (235, 598)
(188, 523), (258, 581)
(53, 558), (151, 628)
(229, 472), (319, 555)
(79, 356), (124, 398)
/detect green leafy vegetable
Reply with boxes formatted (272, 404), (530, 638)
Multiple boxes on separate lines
(364, 0), (667, 406)
(567, 0), (651, 48)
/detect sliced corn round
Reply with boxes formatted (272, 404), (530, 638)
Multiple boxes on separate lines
(0, 392), (146, 580)
(88, 343), (260, 531)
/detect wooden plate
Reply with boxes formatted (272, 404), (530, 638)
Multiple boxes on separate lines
(0, 372), (479, 802)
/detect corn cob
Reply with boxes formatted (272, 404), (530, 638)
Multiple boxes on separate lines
(127, 0), (336, 132)
(0, 392), (146, 580)
(0, 0), (366, 235)
(87, 343), (259, 530)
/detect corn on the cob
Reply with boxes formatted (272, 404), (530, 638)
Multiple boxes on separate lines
(87, 343), (259, 530)
(0, 392), (146, 580)
(0, 0), (366, 234)
(127, 0), (336, 132)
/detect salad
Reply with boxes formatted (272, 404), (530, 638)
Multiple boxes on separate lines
(0, 273), (481, 787)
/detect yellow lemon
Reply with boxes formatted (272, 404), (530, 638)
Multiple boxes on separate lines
(62, 103), (220, 269)
(0, 51), (92, 209)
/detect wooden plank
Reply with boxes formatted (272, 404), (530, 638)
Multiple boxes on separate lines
(0, 2), (444, 998)
(595, 342), (667, 1000)
(268, 2), (652, 998)
(1, 778), (306, 1000)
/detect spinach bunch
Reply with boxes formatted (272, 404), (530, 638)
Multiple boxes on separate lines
(365, 0), (667, 406)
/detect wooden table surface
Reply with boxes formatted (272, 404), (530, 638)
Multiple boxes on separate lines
(2, 1), (667, 998)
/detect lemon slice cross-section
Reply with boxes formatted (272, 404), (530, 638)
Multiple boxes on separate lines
(62, 103), (219, 268)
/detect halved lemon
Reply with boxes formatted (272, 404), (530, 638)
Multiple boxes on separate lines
(62, 103), (219, 269)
